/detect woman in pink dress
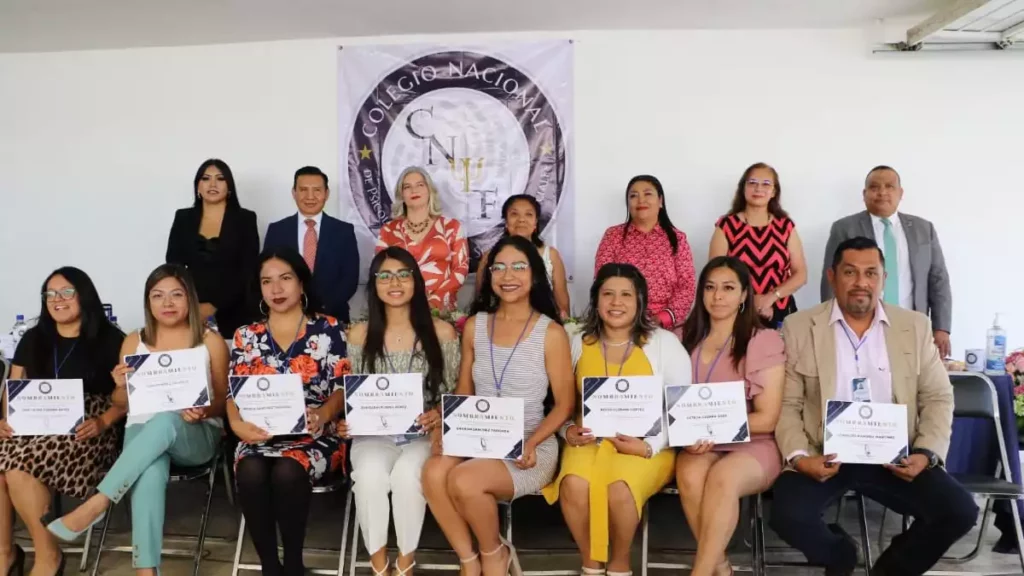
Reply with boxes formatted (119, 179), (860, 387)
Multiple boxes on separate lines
(676, 256), (785, 576)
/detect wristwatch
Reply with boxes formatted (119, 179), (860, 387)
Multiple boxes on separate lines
(912, 448), (940, 469)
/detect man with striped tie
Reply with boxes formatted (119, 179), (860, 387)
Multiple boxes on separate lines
(264, 166), (360, 324)
(820, 166), (952, 359)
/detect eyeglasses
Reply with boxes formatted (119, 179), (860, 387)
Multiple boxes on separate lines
(374, 269), (414, 283)
(42, 288), (77, 302)
(489, 262), (530, 274)
(747, 179), (774, 188)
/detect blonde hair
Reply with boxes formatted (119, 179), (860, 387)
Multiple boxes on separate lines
(392, 166), (443, 219)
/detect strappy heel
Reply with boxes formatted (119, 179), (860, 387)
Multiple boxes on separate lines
(392, 560), (416, 576)
(371, 559), (390, 576)
(606, 571), (631, 576)
(581, 567), (605, 576)
(482, 537), (522, 576)
(458, 553), (480, 576)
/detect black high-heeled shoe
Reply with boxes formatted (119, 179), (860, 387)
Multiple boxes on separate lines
(7, 545), (25, 576)
(52, 551), (66, 576)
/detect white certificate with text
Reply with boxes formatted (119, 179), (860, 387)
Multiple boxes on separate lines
(441, 395), (524, 460)
(824, 400), (909, 465)
(230, 374), (307, 436)
(4, 379), (85, 436)
(582, 376), (664, 438)
(344, 373), (424, 436)
(665, 381), (750, 447)
(125, 348), (211, 416)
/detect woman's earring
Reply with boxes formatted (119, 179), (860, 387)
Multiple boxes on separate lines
(740, 301), (746, 313)
(301, 293), (309, 311)
(259, 300), (268, 317)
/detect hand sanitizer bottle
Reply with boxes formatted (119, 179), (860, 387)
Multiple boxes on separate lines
(985, 313), (1007, 375)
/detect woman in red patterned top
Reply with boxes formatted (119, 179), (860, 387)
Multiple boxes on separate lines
(594, 175), (696, 334)
(376, 167), (469, 312)
(709, 163), (807, 328)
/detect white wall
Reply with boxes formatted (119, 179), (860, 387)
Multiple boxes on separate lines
(1, 29), (1022, 356)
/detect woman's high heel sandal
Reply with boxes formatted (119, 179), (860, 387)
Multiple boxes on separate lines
(482, 537), (523, 576)
(581, 567), (605, 576)
(606, 571), (632, 576)
(371, 559), (390, 576)
(392, 561), (416, 576)
(458, 553), (479, 576)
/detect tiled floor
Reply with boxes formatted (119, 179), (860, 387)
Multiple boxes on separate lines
(16, 478), (1024, 575)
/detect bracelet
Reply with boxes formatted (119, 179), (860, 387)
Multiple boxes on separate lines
(644, 442), (653, 459)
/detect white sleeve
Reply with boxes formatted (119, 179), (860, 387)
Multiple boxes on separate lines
(644, 330), (693, 456)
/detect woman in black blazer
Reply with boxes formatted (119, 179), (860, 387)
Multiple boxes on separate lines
(166, 159), (260, 336)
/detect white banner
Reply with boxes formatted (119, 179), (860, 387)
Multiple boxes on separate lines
(337, 40), (575, 279)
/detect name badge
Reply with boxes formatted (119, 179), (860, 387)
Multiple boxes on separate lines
(851, 378), (872, 403)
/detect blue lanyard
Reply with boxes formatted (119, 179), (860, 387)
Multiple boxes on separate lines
(383, 338), (419, 374)
(693, 336), (732, 384)
(839, 322), (869, 365)
(489, 312), (534, 396)
(53, 342), (78, 378)
(601, 340), (632, 377)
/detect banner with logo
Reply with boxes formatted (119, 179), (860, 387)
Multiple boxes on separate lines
(337, 40), (575, 280)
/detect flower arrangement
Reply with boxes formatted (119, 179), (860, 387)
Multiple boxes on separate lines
(562, 316), (583, 340)
(1007, 349), (1024, 429)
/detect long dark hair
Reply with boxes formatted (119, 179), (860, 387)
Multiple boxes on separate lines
(27, 267), (117, 379)
(622, 175), (680, 254)
(257, 247), (324, 318)
(192, 158), (241, 212)
(469, 235), (561, 323)
(581, 263), (658, 347)
(362, 247), (446, 399)
(500, 194), (544, 248)
(681, 256), (762, 370)
(141, 264), (205, 348)
(728, 162), (789, 220)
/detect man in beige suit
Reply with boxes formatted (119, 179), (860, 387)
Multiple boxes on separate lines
(770, 237), (977, 576)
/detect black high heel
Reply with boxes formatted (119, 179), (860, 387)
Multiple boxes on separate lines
(53, 551), (66, 576)
(7, 545), (24, 576)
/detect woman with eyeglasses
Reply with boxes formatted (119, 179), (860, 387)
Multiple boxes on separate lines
(227, 248), (350, 576)
(475, 194), (571, 318)
(0, 267), (123, 576)
(708, 163), (807, 328)
(676, 257), (785, 576)
(376, 167), (469, 312)
(541, 263), (690, 576)
(348, 247), (461, 576)
(594, 175), (695, 336)
(48, 264), (229, 576)
(422, 235), (574, 576)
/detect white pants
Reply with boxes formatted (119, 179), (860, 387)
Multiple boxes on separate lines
(350, 435), (433, 556)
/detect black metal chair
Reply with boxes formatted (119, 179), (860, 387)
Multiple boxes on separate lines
(90, 449), (227, 576)
(231, 475), (353, 575)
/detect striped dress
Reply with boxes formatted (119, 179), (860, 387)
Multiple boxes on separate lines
(717, 213), (798, 327)
(472, 312), (559, 498)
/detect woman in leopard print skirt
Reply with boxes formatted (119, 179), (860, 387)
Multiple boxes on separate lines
(0, 267), (124, 576)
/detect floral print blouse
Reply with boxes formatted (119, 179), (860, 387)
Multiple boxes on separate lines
(376, 216), (469, 312)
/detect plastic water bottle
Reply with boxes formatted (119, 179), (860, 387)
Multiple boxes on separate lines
(985, 313), (1007, 375)
(11, 315), (28, 342)
(206, 315), (219, 334)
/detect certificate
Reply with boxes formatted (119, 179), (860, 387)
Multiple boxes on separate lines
(665, 382), (750, 447)
(441, 395), (524, 460)
(344, 374), (424, 436)
(581, 376), (664, 438)
(824, 400), (909, 465)
(229, 375), (307, 436)
(125, 348), (211, 416)
(4, 379), (85, 436)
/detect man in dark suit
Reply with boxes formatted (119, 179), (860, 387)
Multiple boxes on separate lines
(820, 166), (952, 358)
(264, 166), (359, 323)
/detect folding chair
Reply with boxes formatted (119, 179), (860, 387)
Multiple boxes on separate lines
(346, 494), (464, 574)
(231, 475), (353, 575)
(90, 449), (227, 576)
(877, 372), (1024, 572)
(499, 493), (578, 576)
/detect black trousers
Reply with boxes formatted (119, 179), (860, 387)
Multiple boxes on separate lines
(769, 464), (979, 575)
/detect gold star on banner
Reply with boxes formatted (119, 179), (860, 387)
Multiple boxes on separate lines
(359, 145), (372, 160)
(540, 142), (554, 156)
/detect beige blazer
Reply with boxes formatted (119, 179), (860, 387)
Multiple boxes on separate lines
(776, 301), (953, 462)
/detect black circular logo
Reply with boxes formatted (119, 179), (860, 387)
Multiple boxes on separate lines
(347, 50), (568, 271)
(966, 351), (978, 364)
(615, 379), (630, 393)
(859, 405), (874, 419)
(475, 398), (491, 413)
(158, 354), (173, 368)
(39, 381), (52, 395)
(698, 386), (713, 400)
(257, 378), (271, 392)
(376, 376), (390, 391)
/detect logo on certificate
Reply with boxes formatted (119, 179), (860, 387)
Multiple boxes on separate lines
(479, 437), (489, 451)
(158, 354), (173, 368)
(376, 377), (390, 391)
(615, 379), (630, 393)
(475, 399), (491, 413)
(859, 405), (873, 419)
(38, 382), (52, 395)
(380, 415), (389, 428)
(257, 377), (271, 392)
(698, 386), (713, 400)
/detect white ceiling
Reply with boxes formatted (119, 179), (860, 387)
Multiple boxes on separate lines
(0, 0), (954, 53)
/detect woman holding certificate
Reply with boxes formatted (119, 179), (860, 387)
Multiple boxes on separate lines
(0, 267), (123, 576)
(541, 263), (691, 575)
(47, 264), (229, 576)
(422, 235), (574, 576)
(676, 257), (785, 576)
(227, 248), (350, 576)
(347, 247), (461, 576)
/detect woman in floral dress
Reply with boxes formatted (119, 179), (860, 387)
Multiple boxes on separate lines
(227, 247), (351, 576)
